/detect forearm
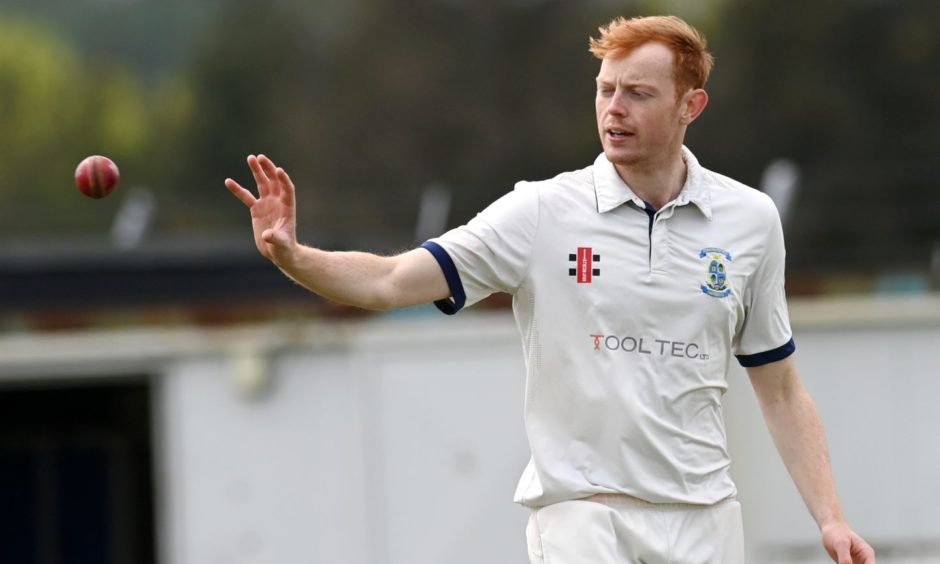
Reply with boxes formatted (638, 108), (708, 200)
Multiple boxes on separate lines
(275, 244), (400, 310)
(758, 372), (845, 528)
(273, 244), (450, 311)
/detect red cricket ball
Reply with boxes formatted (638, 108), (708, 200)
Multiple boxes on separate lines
(75, 155), (120, 199)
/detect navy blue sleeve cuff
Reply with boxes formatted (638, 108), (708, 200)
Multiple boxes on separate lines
(420, 241), (466, 315)
(736, 338), (796, 367)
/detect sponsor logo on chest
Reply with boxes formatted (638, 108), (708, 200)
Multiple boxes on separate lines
(589, 334), (710, 360)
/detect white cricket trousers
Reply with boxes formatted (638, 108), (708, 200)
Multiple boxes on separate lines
(525, 494), (745, 564)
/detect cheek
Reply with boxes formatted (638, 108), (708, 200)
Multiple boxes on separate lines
(640, 109), (672, 131)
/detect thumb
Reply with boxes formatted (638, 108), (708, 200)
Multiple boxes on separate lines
(262, 227), (292, 246)
(261, 228), (278, 245)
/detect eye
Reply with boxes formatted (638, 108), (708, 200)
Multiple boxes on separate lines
(628, 89), (651, 100)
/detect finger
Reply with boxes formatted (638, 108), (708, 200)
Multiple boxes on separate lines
(224, 178), (257, 208)
(247, 155), (272, 198)
(825, 538), (851, 564)
(852, 541), (876, 563)
(257, 154), (278, 178)
(276, 167), (296, 208)
(257, 154), (281, 198)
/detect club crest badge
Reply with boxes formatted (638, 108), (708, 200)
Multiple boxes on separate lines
(699, 247), (733, 298)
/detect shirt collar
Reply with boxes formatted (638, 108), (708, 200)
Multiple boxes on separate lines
(591, 146), (712, 218)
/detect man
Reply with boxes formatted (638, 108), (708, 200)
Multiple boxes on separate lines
(225, 14), (875, 564)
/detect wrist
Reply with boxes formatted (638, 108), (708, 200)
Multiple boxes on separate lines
(270, 239), (304, 270)
(817, 512), (847, 532)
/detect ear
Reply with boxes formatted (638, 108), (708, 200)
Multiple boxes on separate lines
(680, 89), (709, 125)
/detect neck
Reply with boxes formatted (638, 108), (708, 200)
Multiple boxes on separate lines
(614, 149), (687, 210)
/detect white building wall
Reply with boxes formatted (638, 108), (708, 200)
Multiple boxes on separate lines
(156, 313), (530, 564)
(158, 354), (371, 564)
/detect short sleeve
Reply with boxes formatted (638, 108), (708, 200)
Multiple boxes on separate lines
(734, 203), (795, 366)
(421, 183), (539, 314)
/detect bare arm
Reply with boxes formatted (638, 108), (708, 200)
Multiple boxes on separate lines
(747, 356), (875, 564)
(225, 154), (451, 310)
(270, 245), (450, 310)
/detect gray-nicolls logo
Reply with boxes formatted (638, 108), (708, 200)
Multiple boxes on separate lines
(569, 247), (600, 283)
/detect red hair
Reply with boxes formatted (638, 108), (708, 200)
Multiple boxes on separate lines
(589, 16), (714, 95)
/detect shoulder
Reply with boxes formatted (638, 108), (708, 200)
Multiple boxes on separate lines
(513, 162), (595, 204)
(703, 167), (781, 223)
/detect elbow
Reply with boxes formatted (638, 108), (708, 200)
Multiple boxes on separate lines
(361, 279), (403, 311)
(362, 296), (397, 312)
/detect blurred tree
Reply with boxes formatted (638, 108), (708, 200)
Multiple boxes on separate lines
(156, 0), (337, 243)
(0, 11), (192, 239)
(696, 0), (939, 178)
(174, 0), (620, 249)
(0, 0), (224, 81)
(6, 0), (935, 278)
(0, 14), (192, 238)
(309, 0), (604, 244)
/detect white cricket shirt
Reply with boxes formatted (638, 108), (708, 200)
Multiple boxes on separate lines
(421, 147), (795, 507)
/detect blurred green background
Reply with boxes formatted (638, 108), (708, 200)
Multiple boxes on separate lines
(0, 0), (938, 322)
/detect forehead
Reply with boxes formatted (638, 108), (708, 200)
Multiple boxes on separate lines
(596, 42), (675, 86)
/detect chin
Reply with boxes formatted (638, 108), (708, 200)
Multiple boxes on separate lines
(603, 147), (641, 167)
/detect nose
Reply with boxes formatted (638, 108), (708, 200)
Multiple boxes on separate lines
(606, 90), (627, 117)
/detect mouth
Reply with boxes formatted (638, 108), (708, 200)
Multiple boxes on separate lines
(605, 127), (635, 140)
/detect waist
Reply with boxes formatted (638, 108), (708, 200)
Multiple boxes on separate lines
(582, 492), (736, 510)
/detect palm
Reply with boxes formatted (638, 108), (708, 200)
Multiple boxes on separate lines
(224, 154), (299, 264)
(822, 523), (876, 564)
(250, 190), (294, 258)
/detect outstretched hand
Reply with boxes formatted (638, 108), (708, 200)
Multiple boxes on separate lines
(822, 521), (876, 564)
(225, 154), (298, 266)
